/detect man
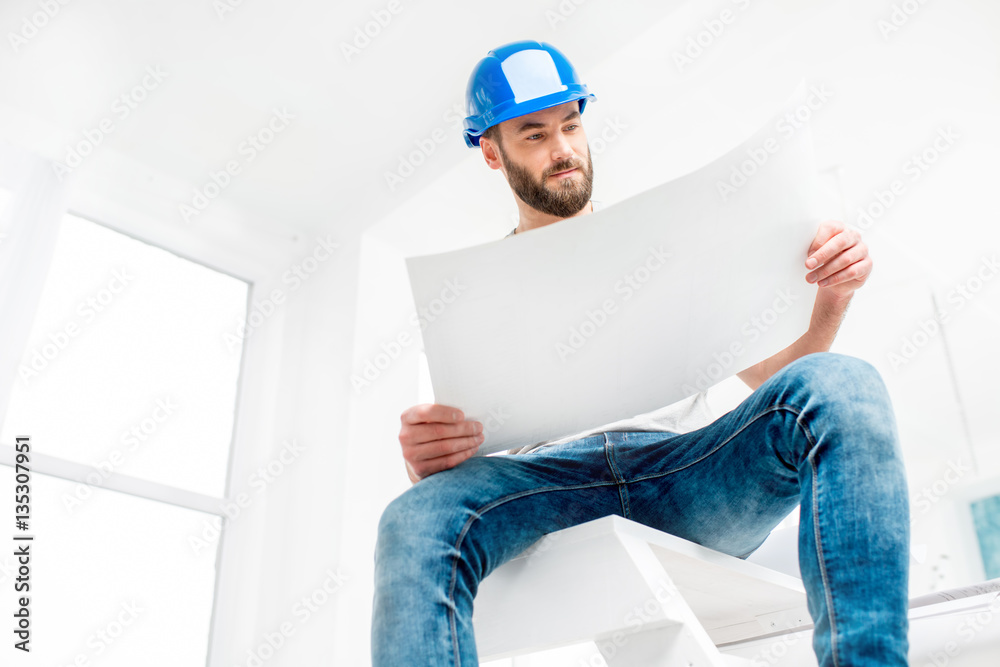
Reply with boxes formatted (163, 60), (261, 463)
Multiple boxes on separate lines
(372, 41), (909, 667)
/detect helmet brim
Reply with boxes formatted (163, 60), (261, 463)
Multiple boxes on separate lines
(464, 91), (596, 148)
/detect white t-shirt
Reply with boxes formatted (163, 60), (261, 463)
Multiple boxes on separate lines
(499, 200), (718, 455)
(505, 392), (716, 455)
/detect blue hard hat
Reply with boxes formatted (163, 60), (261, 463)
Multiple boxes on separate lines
(463, 40), (596, 148)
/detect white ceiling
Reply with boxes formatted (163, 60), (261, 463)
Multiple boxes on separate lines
(0, 0), (695, 241)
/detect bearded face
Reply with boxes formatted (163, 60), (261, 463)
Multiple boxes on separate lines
(497, 140), (594, 218)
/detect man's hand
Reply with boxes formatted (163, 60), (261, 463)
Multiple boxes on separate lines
(399, 404), (484, 483)
(737, 220), (869, 391)
(805, 221), (872, 299)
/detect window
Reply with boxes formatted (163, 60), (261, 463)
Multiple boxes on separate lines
(0, 213), (248, 665)
(0, 472), (220, 664)
(971, 494), (1000, 579)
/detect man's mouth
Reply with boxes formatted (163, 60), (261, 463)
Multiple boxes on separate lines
(549, 167), (578, 179)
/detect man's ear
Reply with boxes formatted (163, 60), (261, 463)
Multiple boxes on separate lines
(480, 137), (504, 172)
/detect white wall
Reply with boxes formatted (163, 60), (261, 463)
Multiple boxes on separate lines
(23, 122), (366, 665)
(340, 1), (1000, 665)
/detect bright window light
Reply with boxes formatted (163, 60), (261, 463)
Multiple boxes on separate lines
(1, 213), (248, 498)
(0, 471), (219, 665)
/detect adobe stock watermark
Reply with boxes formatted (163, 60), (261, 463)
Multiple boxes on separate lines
(19, 267), (135, 386)
(749, 627), (807, 667)
(224, 235), (339, 352)
(384, 100), (467, 192)
(556, 246), (672, 361)
(61, 398), (180, 514)
(213, 0), (248, 20)
(351, 320), (418, 394)
(518, 501), (603, 568)
(579, 578), (681, 666)
(673, 0), (754, 73)
(479, 405), (512, 442)
(235, 566), (349, 667)
(340, 0), (402, 62)
(518, 531), (562, 565)
(0, 554), (13, 585)
(8, 0), (73, 53)
(679, 287), (799, 394)
(189, 439), (306, 556)
(589, 116), (628, 157)
(352, 277), (466, 393)
(180, 108), (294, 223)
(878, 0), (931, 41)
(924, 594), (1000, 667)
(855, 126), (958, 231)
(716, 84), (833, 202)
(57, 600), (144, 667)
(52, 66), (168, 181)
(544, 0), (591, 29)
(911, 458), (970, 522)
(887, 253), (998, 371)
(383, 104), (625, 192)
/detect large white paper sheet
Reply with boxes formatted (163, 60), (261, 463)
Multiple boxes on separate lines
(406, 104), (823, 454)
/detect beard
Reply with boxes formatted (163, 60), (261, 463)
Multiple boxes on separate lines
(499, 144), (594, 218)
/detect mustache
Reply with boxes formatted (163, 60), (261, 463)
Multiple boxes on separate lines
(544, 159), (585, 179)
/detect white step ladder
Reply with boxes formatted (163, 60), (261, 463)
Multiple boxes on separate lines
(474, 515), (811, 666)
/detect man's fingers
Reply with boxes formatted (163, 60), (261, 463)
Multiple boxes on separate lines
(398, 403), (484, 481)
(401, 418), (482, 447)
(401, 403), (464, 426)
(807, 244), (867, 284)
(814, 257), (872, 288)
(806, 220), (842, 257)
(806, 228), (859, 270)
(408, 445), (479, 479)
(806, 231), (849, 269)
(406, 432), (484, 462)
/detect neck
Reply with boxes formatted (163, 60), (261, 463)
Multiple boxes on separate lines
(514, 199), (593, 234)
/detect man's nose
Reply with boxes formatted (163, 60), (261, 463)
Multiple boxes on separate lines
(550, 132), (575, 162)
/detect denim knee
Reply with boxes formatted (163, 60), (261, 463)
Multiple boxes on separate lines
(375, 474), (474, 568)
(781, 352), (892, 410)
(375, 492), (410, 559)
(776, 352), (902, 460)
(376, 484), (440, 562)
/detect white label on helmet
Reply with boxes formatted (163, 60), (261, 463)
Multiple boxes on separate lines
(501, 49), (568, 104)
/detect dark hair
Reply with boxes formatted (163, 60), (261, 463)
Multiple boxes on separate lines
(481, 124), (501, 146)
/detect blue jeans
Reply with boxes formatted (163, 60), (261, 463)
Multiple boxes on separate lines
(372, 352), (910, 666)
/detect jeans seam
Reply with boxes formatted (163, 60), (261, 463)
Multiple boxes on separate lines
(445, 479), (621, 666)
(613, 402), (843, 661)
(808, 432), (841, 667)
(603, 433), (632, 519)
(622, 404), (801, 485)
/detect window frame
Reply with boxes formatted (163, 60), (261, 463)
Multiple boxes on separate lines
(0, 205), (285, 666)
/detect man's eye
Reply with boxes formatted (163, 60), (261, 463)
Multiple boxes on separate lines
(527, 133), (542, 140)
(565, 124), (578, 131)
